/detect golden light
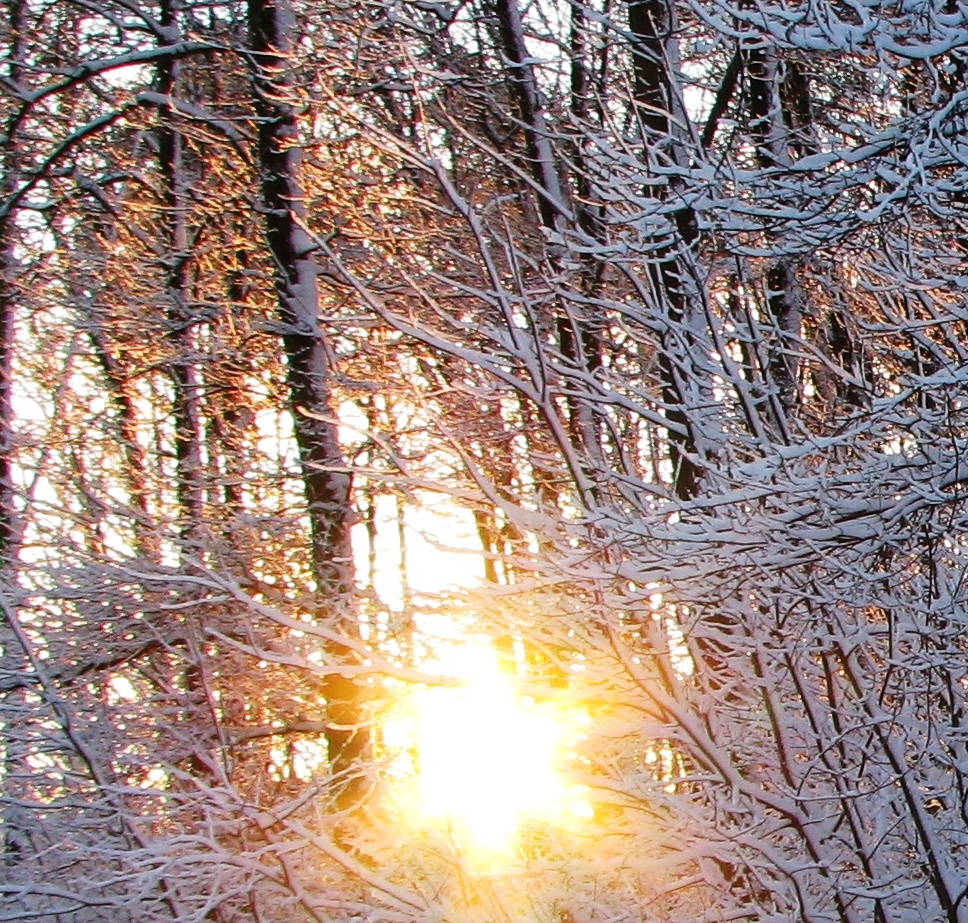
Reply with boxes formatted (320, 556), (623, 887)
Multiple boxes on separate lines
(383, 638), (592, 861)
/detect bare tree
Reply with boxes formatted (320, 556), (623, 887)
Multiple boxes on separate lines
(247, 0), (369, 816)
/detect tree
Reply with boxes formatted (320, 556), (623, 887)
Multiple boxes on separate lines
(7, 1), (968, 922)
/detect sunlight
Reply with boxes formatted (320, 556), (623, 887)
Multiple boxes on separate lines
(384, 638), (591, 862)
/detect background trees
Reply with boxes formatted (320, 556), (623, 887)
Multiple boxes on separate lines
(6, 0), (968, 921)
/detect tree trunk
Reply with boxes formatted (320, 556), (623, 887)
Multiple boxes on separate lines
(492, 0), (605, 480)
(158, 0), (204, 546)
(248, 0), (368, 815)
(0, 0), (22, 865)
(628, 0), (704, 500)
(744, 40), (803, 430)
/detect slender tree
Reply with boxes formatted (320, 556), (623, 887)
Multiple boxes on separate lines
(248, 0), (369, 814)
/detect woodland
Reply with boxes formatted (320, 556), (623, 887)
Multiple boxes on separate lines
(4, 0), (968, 921)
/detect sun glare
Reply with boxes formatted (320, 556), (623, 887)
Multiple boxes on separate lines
(384, 639), (591, 861)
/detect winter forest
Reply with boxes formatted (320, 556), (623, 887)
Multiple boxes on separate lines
(9, 0), (968, 920)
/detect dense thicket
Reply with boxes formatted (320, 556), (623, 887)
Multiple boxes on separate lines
(4, 0), (968, 921)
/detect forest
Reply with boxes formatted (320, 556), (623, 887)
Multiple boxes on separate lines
(4, 0), (968, 921)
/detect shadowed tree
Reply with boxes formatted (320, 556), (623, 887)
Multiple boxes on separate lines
(248, 0), (370, 815)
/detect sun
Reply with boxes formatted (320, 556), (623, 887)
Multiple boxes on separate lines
(382, 637), (591, 861)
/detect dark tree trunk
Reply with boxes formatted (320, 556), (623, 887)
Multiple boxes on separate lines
(492, 0), (605, 477)
(744, 45), (865, 424)
(0, 0), (22, 560)
(0, 0), (23, 867)
(628, 0), (703, 500)
(744, 40), (803, 429)
(158, 0), (204, 545)
(248, 0), (368, 816)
